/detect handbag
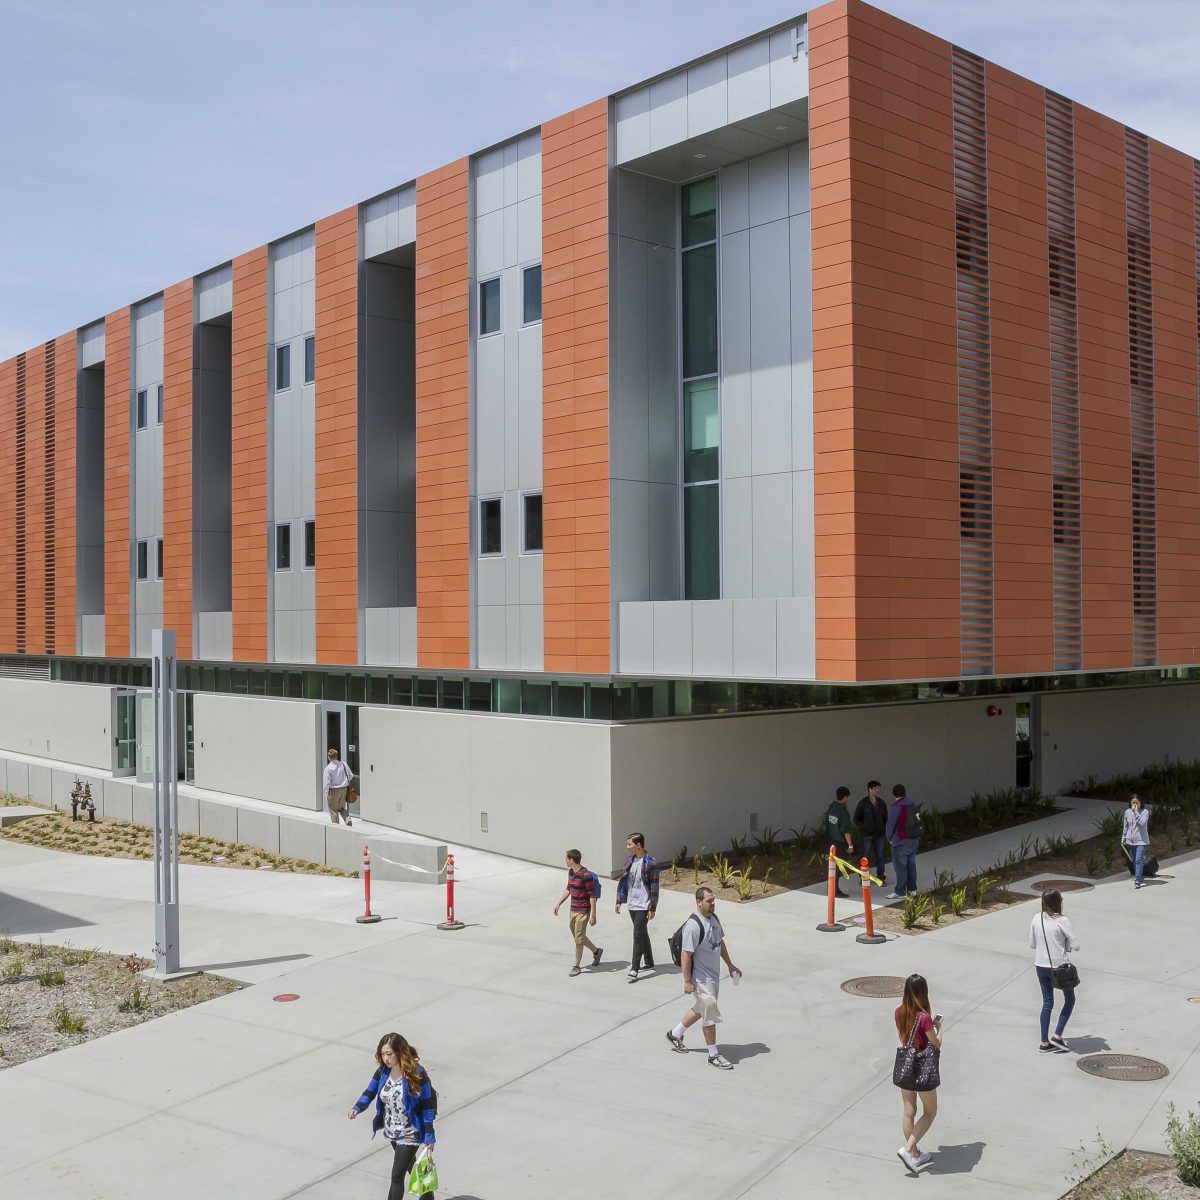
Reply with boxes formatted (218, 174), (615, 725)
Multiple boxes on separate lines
(407, 1147), (438, 1195)
(1041, 913), (1080, 990)
(893, 1012), (940, 1091)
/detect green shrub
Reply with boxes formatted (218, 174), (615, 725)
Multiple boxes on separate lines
(900, 894), (932, 929)
(36, 968), (66, 988)
(1, 957), (23, 980)
(1094, 809), (1124, 838)
(51, 1005), (85, 1034)
(922, 807), (946, 842)
(1085, 853), (1101, 876)
(973, 875), (998, 907)
(1166, 1103), (1200, 1187)
(929, 900), (945, 925)
(949, 884), (968, 915)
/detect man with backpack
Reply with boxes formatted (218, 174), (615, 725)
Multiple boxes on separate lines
(615, 832), (660, 982)
(885, 783), (921, 899)
(665, 887), (742, 1070)
(553, 849), (603, 977)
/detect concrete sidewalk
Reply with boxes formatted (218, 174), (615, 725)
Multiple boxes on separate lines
(1, 835), (1197, 1198)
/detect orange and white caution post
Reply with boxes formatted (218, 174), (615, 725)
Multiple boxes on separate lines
(356, 844), (382, 924)
(855, 856), (886, 944)
(437, 853), (465, 931)
(816, 844), (846, 932)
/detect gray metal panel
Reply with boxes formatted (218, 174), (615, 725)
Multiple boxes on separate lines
(79, 323), (105, 367)
(300, 383), (315, 517)
(519, 604), (544, 670)
(788, 143), (811, 216)
(776, 596), (815, 679)
(364, 607), (393, 665)
(752, 472), (792, 598)
(516, 133), (541, 200)
(517, 195), (541, 263)
(649, 71), (688, 152)
(518, 550), (542, 606)
(722, 475), (753, 598)
(297, 610), (316, 663)
(517, 325), (542, 489)
(476, 334), (506, 496)
(748, 147), (789, 227)
(647, 482), (679, 600)
(749, 218), (792, 477)
(617, 170), (647, 240)
(691, 599), (733, 676)
(647, 176), (677, 247)
(477, 605), (507, 669)
(721, 161), (749, 234)
(505, 603), (521, 666)
(733, 598), (777, 676)
(617, 601), (655, 674)
(475, 145), (506, 216)
(397, 607), (417, 666)
(789, 212), (814, 472)
(614, 237), (649, 484)
(81, 614), (105, 654)
(614, 479), (649, 603)
(720, 227), (751, 481)
(769, 24), (809, 107)
(726, 36), (772, 123)
(792, 469), (816, 600)
(197, 265), (233, 322)
(614, 88), (651, 163)
(645, 226), (677, 485)
(687, 54), (728, 138)
(653, 600), (692, 674)
(478, 554), (506, 607)
(476, 209), (504, 278)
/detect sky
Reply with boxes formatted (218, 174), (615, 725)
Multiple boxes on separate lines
(1, 0), (1198, 361)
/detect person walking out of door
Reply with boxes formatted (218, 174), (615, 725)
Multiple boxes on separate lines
(323, 747), (354, 826)
(854, 780), (888, 887)
(553, 849), (603, 977)
(615, 832), (660, 983)
(823, 786), (856, 898)
(1122, 794), (1151, 888)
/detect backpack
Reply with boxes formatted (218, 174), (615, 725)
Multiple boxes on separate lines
(588, 870), (602, 900)
(667, 913), (705, 967)
(896, 803), (923, 842)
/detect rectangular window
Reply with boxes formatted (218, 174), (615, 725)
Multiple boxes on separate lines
(275, 344), (290, 391)
(682, 243), (718, 378)
(522, 492), (543, 553)
(684, 378), (719, 483)
(479, 497), (502, 555)
(684, 486), (720, 600)
(304, 336), (315, 384)
(522, 265), (542, 324)
(275, 523), (291, 570)
(304, 519), (316, 568)
(136, 540), (148, 581)
(136, 389), (148, 430)
(156, 384), (164, 425)
(682, 176), (717, 248)
(156, 537), (164, 580)
(479, 277), (501, 336)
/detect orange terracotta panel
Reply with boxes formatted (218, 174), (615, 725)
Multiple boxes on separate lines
(53, 334), (77, 654)
(23, 344), (47, 654)
(104, 308), (132, 657)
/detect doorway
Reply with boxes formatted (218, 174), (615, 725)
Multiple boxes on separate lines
(322, 702), (360, 817)
(112, 689), (136, 776)
(1015, 700), (1033, 789)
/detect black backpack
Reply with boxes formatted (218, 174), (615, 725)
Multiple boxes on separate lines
(667, 913), (704, 967)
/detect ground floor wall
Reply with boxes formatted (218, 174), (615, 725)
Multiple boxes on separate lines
(0, 679), (112, 771)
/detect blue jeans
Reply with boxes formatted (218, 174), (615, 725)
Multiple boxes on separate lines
(1036, 964), (1075, 1042)
(892, 840), (918, 894)
(861, 834), (887, 883)
(1129, 843), (1145, 883)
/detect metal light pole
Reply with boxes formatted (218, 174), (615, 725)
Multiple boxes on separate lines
(152, 629), (180, 974)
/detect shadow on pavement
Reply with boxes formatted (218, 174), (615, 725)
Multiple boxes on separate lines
(1061, 1035), (1110, 1053)
(721, 1041), (772, 1064)
(929, 1141), (985, 1174)
(185, 952), (311, 972)
(0, 894), (93, 936)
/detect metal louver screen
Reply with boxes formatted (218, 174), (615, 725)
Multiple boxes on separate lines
(1045, 92), (1083, 670)
(952, 48), (994, 675)
(1125, 129), (1156, 666)
(15, 353), (27, 655)
(44, 341), (56, 654)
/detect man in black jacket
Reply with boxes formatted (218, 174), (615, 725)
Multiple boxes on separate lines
(853, 780), (888, 888)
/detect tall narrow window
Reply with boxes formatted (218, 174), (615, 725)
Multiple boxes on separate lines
(275, 344), (290, 391)
(522, 493), (543, 553)
(680, 177), (720, 600)
(275, 523), (291, 570)
(522, 265), (542, 324)
(136, 389), (148, 430)
(479, 278), (501, 336)
(156, 537), (164, 580)
(304, 519), (316, 568)
(136, 540), (149, 581)
(156, 384), (164, 425)
(304, 335), (315, 384)
(479, 498), (502, 555)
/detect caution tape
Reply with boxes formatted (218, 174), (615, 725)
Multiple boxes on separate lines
(830, 854), (883, 887)
(371, 853), (448, 876)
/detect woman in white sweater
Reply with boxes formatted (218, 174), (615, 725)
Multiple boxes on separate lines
(1029, 889), (1079, 1053)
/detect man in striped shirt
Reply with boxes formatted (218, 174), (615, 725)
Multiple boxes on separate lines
(553, 849), (603, 977)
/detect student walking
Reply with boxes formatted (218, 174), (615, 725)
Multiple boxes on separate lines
(1122, 794), (1151, 888)
(894, 973), (942, 1175)
(615, 832), (660, 982)
(1031, 888), (1079, 1052)
(347, 1032), (437, 1200)
(322, 748), (354, 826)
(885, 784), (920, 898)
(553, 849), (603, 976)
(665, 886), (742, 1070)
(854, 780), (888, 886)
(823, 786), (856, 898)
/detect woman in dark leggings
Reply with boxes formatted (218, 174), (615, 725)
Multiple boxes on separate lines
(348, 1032), (436, 1199)
(1029, 889), (1079, 1052)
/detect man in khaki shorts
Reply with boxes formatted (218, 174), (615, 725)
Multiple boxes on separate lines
(552, 849), (603, 977)
(322, 748), (354, 826)
(666, 886), (742, 1070)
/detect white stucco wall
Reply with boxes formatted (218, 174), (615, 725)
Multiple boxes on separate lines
(1039, 684), (1200, 794)
(192, 693), (322, 810)
(358, 706), (613, 871)
(609, 698), (1016, 867)
(0, 679), (113, 772)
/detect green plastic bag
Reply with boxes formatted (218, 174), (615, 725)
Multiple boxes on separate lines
(408, 1151), (438, 1196)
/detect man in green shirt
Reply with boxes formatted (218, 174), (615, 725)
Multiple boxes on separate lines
(823, 786), (856, 898)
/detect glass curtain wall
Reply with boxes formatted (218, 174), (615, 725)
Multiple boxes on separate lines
(681, 177), (720, 599)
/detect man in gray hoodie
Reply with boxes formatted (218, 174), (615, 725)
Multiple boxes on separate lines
(885, 784), (920, 898)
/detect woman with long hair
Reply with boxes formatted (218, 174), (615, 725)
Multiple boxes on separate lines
(348, 1032), (437, 1199)
(1122, 794), (1151, 888)
(1029, 888), (1079, 1051)
(894, 973), (942, 1175)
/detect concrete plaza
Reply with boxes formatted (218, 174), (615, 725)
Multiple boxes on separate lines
(0, 822), (1197, 1198)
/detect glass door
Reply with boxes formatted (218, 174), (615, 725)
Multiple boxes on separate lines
(322, 702), (359, 817)
(1015, 700), (1033, 789)
(112, 689), (137, 776)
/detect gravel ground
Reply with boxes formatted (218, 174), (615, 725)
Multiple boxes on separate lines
(0, 937), (237, 1069)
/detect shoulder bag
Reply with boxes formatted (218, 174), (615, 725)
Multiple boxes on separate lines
(893, 1012), (940, 1091)
(1041, 913), (1080, 990)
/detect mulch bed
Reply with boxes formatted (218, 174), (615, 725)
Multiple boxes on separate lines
(1061, 1149), (1187, 1198)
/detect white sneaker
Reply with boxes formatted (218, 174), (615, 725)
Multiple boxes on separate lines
(897, 1148), (919, 1175)
(627, 969), (638, 983)
(887, 891), (905, 900)
(915, 1151), (932, 1170)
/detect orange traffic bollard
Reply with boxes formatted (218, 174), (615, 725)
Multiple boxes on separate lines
(437, 852), (465, 931)
(356, 844), (382, 924)
(816, 844), (846, 932)
(856, 856), (886, 944)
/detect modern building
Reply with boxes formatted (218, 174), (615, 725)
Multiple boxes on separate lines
(2, 0), (1200, 872)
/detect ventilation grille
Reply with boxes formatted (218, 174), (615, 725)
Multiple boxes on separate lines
(1125, 129), (1156, 666)
(952, 48), (994, 675)
(1045, 93), (1082, 670)
(0, 655), (50, 680)
(44, 341), (56, 655)
(14, 353), (27, 655)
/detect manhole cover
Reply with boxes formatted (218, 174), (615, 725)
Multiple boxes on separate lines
(1031, 879), (1094, 893)
(273, 993), (300, 1003)
(1077, 1054), (1168, 1081)
(841, 976), (905, 998)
